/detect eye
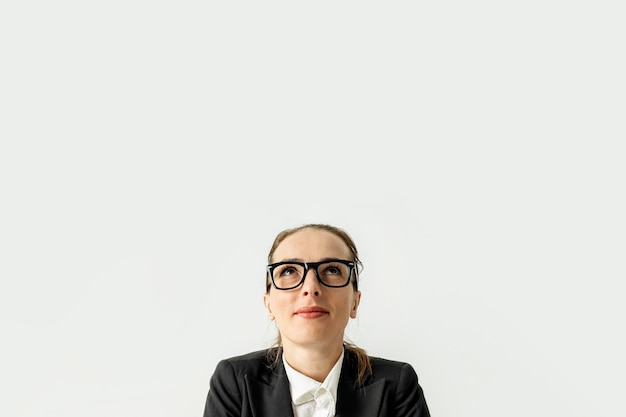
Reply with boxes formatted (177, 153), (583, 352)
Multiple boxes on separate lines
(274, 263), (303, 278)
(320, 262), (346, 276)
(280, 266), (298, 276)
(325, 266), (342, 275)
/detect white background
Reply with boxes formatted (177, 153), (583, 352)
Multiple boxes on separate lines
(1, 1), (624, 416)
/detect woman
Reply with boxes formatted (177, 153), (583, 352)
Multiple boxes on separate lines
(203, 224), (430, 417)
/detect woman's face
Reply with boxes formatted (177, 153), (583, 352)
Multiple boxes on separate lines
(264, 228), (361, 351)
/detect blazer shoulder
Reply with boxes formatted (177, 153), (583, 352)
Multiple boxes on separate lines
(369, 355), (413, 371)
(216, 349), (279, 380)
(368, 355), (423, 384)
(369, 356), (430, 415)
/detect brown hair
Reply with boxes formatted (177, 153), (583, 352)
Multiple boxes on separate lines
(265, 223), (372, 385)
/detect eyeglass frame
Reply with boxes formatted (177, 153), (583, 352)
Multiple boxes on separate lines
(266, 259), (359, 290)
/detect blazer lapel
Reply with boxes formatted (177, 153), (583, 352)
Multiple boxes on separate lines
(335, 353), (386, 417)
(245, 359), (295, 417)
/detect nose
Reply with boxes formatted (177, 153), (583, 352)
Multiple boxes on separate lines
(301, 267), (322, 296)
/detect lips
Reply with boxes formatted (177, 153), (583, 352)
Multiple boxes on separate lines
(295, 306), (329, 318)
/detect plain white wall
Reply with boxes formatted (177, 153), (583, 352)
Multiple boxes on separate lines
(1, 1), (624, 416)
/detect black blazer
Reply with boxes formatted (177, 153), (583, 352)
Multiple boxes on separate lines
(203, 349), (430, 417)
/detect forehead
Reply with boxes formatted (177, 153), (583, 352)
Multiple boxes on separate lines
(272, 228), (351, 262)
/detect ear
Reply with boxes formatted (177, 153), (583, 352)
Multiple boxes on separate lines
(350, 291), (361, 319)
(264, 294), (275, 320)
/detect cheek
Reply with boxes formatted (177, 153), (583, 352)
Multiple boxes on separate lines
(335, 292), (357, 315)
(268, 293), (290, 318)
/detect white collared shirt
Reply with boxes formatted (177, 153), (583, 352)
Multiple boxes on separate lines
(283, 350), (344, 417)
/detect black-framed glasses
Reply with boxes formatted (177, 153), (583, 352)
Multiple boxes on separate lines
(266, 259), (358, 290)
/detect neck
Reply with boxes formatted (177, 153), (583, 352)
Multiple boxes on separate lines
(282, 342), (344, 382)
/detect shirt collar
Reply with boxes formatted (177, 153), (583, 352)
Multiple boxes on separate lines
(282, 349), (345, 406)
